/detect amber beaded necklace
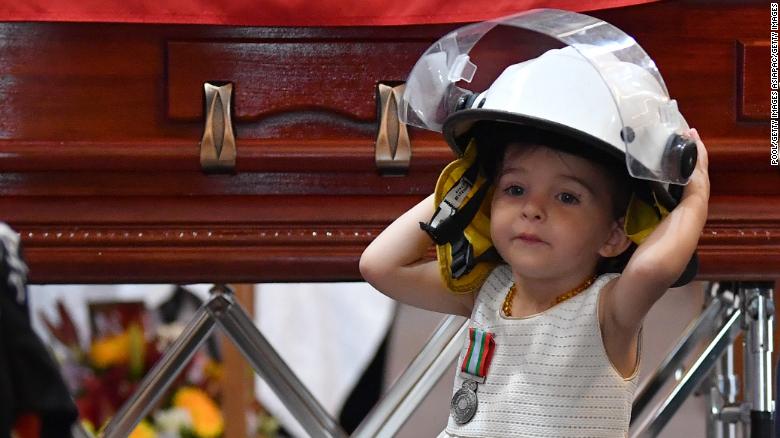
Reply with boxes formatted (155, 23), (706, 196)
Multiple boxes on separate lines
(502, 274), (598, 317)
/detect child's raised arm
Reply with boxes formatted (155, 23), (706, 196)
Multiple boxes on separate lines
(606, 128), (710, 331)
(360, 194), (475, 316)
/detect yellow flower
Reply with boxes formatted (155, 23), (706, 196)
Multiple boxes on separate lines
(128, 323), (146, 378)
(128, 420), (156, 438)
(89, 331), (130, 368)
(173, 386), (224, 438)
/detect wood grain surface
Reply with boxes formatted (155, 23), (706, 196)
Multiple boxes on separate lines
(0, 1), (772, 283)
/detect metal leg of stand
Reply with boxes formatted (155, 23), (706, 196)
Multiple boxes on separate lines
(776, 353), (779, 438)
(102, 304), (217, 437)
(705, 285), (739, 438)
(631, 308), (743, 437)
(352, 315), (468, 438)
(209, 289), (347, 438)
(631, 284), (730, 424)
(707, 345), (740, 438)
(741, 283), (775, 438)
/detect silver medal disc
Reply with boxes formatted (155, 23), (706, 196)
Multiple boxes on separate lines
(450, 380), (478, 424)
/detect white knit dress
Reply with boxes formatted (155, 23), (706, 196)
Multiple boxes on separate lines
(438, 264), (640, 438)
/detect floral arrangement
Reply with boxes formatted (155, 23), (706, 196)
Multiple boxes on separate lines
(42, 296), (280, 438)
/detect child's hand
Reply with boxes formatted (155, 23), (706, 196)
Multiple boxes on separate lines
(680, 128), (710, 210)
(360, 194), (476, 316)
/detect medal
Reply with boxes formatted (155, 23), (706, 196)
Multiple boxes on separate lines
(450, 327), (495, 425)
(451, 380), (478, 424)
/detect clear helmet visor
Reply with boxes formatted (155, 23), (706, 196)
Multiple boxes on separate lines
(399, 9), (694, 184)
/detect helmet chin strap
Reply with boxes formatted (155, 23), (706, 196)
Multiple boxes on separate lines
(420, 140), (502, 293)
(420, 157), (500, 280)
(421, 157), (482, 244)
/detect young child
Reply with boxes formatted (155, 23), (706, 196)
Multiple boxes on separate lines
(360, 11), (710, 438)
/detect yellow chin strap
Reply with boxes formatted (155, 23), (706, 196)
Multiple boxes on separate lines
(423, 140), (499, 294)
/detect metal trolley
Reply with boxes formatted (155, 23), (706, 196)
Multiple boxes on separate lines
(98, 282), (774, 438)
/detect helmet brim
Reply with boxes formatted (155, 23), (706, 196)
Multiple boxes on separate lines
(443, 108), (624, 166)
(443, 108), (684, 210)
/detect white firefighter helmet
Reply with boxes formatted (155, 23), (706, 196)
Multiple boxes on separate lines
(401, 9), (698, 292)
(442, 44), (697, 187)
(400, 8), (697, 186)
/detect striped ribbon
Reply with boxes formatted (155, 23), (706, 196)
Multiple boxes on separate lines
(460, 327), (495, 380)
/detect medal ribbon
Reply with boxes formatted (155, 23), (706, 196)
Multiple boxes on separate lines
(460, 327), (495, 379)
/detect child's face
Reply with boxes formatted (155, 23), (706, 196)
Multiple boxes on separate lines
(490, 143), (625, 281)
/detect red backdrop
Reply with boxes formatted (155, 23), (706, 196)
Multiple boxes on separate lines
(0, 0), (657, 26)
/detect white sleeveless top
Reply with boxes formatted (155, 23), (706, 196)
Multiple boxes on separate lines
(439, 265), (640, 438)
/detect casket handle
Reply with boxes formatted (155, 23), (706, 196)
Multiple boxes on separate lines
(200, 82), (237, 173)
(375, 83), (411, 175)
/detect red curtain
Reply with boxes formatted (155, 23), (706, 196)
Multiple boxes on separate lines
(0, 0), (658, 26)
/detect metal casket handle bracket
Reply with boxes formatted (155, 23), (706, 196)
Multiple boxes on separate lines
(200, 82), (237, 173)
(375, 83), (411, 175)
